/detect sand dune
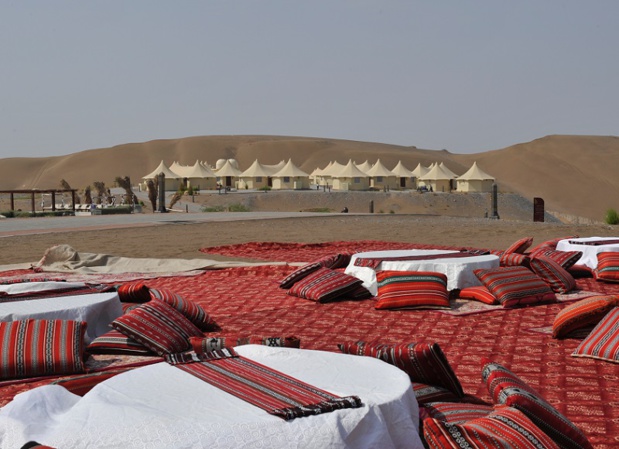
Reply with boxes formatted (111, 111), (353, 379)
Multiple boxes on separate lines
(0, 134), (618, 222)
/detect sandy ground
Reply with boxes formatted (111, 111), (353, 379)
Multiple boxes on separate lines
(0, 214), (617, 266)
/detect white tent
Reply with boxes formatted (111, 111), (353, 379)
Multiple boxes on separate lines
(238, 160), (273, 190)
(365, 159), (397, 190)
(271, 159), (310, 190)
(390, 160), (415, 190)
(456, 162), (495, 192)
(332, 160), (370, 191)
(418, 163), (455, 193)
(439, 162), (460, 179)
(181, 160), (217, 191)
(215, 160), (242, 188)
(141, 161), (182, 191)
(355, 160), (372, 173)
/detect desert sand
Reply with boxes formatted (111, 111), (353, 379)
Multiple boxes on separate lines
(1, 214), (617, 266)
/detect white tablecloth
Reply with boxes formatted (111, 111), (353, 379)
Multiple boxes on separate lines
(0, 291), (122, 344)
(345, 249), (500, 295)
(0, 345), (424, 449)
(556, 237), (619, 269)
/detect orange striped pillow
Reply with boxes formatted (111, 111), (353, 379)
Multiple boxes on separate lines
(374, 271), (450, 310)
(458, 286), (498, 305)
(595, 252), (619, 282)
(552, 295), (619, 338)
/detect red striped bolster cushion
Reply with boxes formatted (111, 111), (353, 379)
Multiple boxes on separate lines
(287, 267), (363, 302)
(528, 235), (578, 257)
(422, 401), (494, 424)
(572, 307), (619, 363)
(481, 358), (593, 449)
(529, 256), (576, 294)
(315, 252), (353, 269)
(531, 249), (582, 269)
(552, 295), (619, 338)
(116, 281), (151, 303)
(149, 288), (215, 331)
(374, 271), (450, 310)
(458, 286), (498, 305)
(86, 329), (154, 355)
(338, 340), (464, 397)
(0, 319), (87, 380)
(412, 383), (462, 405)
(190, 335), (301, 353)
(279, 262), (322, 289)
(423, 405), (560, 449)
(112, 299), (204, 356)
(503, 236), (534, 254)
(474, 266), (557, 308)
(595, 252), (619, 282)
(499, 252), (530, 267)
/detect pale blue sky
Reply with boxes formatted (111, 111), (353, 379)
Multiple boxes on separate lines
(1, 1), (617, 158)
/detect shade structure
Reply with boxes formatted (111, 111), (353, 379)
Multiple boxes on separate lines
(456, 162), (495, 192)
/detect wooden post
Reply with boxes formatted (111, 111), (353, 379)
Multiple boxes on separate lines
(31, 192), (35, 214)
(51, 192), (56, 211)
(10, 193), (14, 211)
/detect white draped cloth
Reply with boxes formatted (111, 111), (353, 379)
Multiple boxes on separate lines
(0, 345), (424, 449)
(556, 236), (619, 269)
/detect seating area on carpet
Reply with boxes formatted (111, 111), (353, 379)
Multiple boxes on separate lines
(1, 239), (619, 448)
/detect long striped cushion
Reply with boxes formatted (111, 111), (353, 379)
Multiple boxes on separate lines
(412, 382), (462, 405)
(338, 340), (464, 397)
(190, 335), (301, 353)
(116, 281), (151, 303)
(499, 252), (530, 267)
(474, 266), (557, 308)
(86, 329), (155, 355)
(0, 319), (87, 380)
(287, 267), (363, 302)
(530, 256), (577, 293)
(112, 299), (204, 356)
(423, 405), (560, 449)
(594, 252), (619, 283)
(149, 288), (215, 331)
(315, 252), (352, 269)
(374, 271), (450, 310)
(528, 235), (578, 257)
(531, 249), (582, 270)
(504, 236), (534, 254)
(552, 295), (619, 338)
(458, 286), (498, 305)
(481, 358), (593, 449)
(279, 262), (322, 289)
(422, 401), (494, 424)
(572, 307), (619, 363)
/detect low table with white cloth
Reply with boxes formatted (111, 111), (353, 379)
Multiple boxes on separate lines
(0, 345), (424, 449)
(0, 282), (123, 344)
(345, 249), (500, 296)
(556, 236), (619, 269)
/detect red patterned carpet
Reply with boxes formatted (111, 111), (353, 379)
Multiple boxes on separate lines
(2, 241), (619, 448)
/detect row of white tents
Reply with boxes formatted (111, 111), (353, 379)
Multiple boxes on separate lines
(141, 158), (495, 193)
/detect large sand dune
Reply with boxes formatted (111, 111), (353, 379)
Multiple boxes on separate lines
(0, 134), (618, 222)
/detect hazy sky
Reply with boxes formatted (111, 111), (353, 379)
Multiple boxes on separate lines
(1, 1), (617, 159)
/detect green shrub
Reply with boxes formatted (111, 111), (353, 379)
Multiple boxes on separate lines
(258, 186), (272, 191)
(100, 207), (132, 215)
(605, 208), (619, 225)
(228, 203), (250, 212)
(202, 205), (226, 212)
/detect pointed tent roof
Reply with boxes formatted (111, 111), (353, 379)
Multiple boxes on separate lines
(356, 160), (372, 173)
(419, 163), (455, 181)
(334, 160), (370, 178)
(366, 159), (396, 177)
(169, 161), (189, 176)
(439, 162), (459, 178)
(183, 160), (217, 178)
(263, 160), (286, 175)
(142, 160), (181, 179)
(272, 159), (309, 177)
(411, 163), (429, 178)
(215, 159), (242, 177)
(457, 162), (495, 181)
(391, 160), (414, 177)
(240, 159), (273, 177)
(323, 161), (346, 177)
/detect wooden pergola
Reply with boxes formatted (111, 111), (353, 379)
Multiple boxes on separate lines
(0, 189), (78, 213)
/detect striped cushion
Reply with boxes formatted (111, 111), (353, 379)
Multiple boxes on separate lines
(112, 299), (204, 356)
(86, 329), (154, 355)
(532, 249), (582, 270)
(595, 252), (619, 282)
(0, 319), (87, 380)
(374, 271), (450, 310)
(552, 295), (619, 338)
(530, 256), (576, 293)
(413, 382), (462, 405)
(572, 307), (619, 363)
(287, 267), (363, 302)
(499, 252), (530, 267)
(149, 288), (215, 331)
(116, 281), (151, 303)
(458, 286), (498, 305)
(474, 266), (557, 308)
(315, 252), (352, 269)
(482, 358), (593, 449)
(423, 405), (560, 449)
(338, 340), (464, 397)
(504, 237), (534, 254)
(279, 262), (322, 289)
(190, 335), (301, 353)
(121, 302), (141, 314)
(422, 401), (494, 424)
(528, 235), (578, 257)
